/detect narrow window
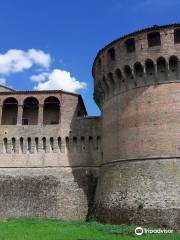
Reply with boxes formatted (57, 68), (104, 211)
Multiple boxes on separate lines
(35, 137), (39, 153)
(107, 48), (115, 61)
(50, 137), (54, 152)
(174, 29), (180, 44)
(12, 138), (16, 153)
(125, 38), (136, 53)
(58, 137), (61, 152)
(42, 137), (46, 152)
(89, 136), (93, 151)
(81, 136), (85, 151)
(73, 136), (77, 151)
(20, 137), (23, 153)
(148, 32), (161, 47)
(27, 137), (31, 153)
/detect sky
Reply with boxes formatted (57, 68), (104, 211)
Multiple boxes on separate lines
(0, 0), (180, 115)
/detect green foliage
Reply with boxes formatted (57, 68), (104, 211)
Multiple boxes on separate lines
(0, 218), (178, 240)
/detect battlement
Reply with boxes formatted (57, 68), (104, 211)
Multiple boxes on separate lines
(93, 24), (180, 108)
(0, 88), (102, 167)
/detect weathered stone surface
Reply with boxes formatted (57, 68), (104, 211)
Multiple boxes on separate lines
(0, 167), (99, 220)
(94, 160), (180, 229)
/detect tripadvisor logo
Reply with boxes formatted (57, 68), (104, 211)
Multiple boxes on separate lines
(135, 226), (174, 236)
(135, 227), (143, 236)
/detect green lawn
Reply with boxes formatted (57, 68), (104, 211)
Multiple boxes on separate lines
(0, 218), (179, 240)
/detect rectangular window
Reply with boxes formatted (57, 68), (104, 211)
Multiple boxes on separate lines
(148, 32), (161, 47)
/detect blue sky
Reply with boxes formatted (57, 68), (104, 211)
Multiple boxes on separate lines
(0, 0), (180, 115)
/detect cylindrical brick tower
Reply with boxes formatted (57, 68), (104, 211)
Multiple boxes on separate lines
(92, 24), (180, 229)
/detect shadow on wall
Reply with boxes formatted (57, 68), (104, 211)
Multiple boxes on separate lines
(67, 106), (101, 221)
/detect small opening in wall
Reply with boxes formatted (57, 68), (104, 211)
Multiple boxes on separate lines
(58, 137), (61, 151)
(125, 38), (136, 53)
(124, 65), (133, 80)
(42, 137), (46, 152)
(27, 137), (31, 153)
(148, 32), (161, 47)
(20, 137), (23, 153)
(89, 136), (93, 151)
(72, 136), (77, 151)
(50, 137), (54, 152)
(35, 137), (38, 153)
(134, 62), (144, 78)
(12, 138), (15, 153)
(145, 59), (155, 76)
(169, 56), (179, 79)
(174, 28), (180, 44)
(2, 97), (18, 125)
(107, 47), (115, 61)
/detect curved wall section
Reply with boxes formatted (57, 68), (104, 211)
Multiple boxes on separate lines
(102, 83), (180, 163)
(96, 84), (180, 228)
(93, 24), (180, 109)
(94, 159), (180, 229)
(93, 24), (180, 229)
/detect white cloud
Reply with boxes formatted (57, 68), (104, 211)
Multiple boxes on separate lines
(0, 49), (51, 74)
(30, 72), (50, 82)
(0, 77), (6, 85)
(27, 49), (51, 68)
(33, 69), (87, 92)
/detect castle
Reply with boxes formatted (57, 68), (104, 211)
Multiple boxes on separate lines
(0, 24), (179, 229)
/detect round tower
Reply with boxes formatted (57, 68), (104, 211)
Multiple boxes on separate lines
(92, 24), (180, 229)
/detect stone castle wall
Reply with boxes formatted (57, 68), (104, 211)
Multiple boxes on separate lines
(93, 24), (180, 229)
(0, 24), (180, 228)
(0, 89), (102, 220)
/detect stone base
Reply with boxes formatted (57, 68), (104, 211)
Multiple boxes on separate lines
(0, 167), (98, 221)
(94, 159), (180, 229)
(94, 207), (180, 229)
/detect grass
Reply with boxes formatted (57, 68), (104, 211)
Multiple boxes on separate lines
(0, 218), (179, 240)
